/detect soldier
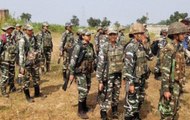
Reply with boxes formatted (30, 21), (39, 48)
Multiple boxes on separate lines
(154, 29), (168, 80)
(123, 23), (153, 120)
(69, 29), (96, 119)
(143, 23), (150, 43)
(19, 25), (46, 102)
(118, 25), (127, 47)
(94, 27), (104, 56)
(96, 26), (124, 120)
(36, 22), (53, 72)
(60, 22), (75, 81)
(0, 23), (17, 97)
(158, 22), (189, 120)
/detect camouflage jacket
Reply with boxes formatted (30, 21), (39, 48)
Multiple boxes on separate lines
(96, 41), (124, 83)
(60, 30), (75, 51)
(13, 30), (24, 43)
(94, 32), (104, 51)
(118, 32), (127, 47)
(36, 30), (53, 51)
(160, 42), (186, 92)
(158, 36), (167, 49)
(123, 39), (153, 85)
(69, 40), (95, 75)
(0, 33), (17, 62)
(19, 34), (40, 67)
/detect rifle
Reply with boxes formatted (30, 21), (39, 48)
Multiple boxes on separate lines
(62, 44), (86, 91)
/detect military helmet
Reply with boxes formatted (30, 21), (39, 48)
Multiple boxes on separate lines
(160, 29), (168, 35)
(25, 24), (33, 30)
(1, 23), (15, 31)
(42, 22), (49, 27)
(97, 26), (103, 32)
(168, 22), (189, 39)
(129, 22), (145, 38)
(108, 26), (118, 35)
(81, 29), (93, 36)
(77, 28), (84, 35)
(65, 22), (72, 27)
(119, 25), (125, 31)
(16, 23), (22, 27)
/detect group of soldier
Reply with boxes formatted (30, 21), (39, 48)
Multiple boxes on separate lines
(0, 22), (53, 102)
(0, 19), (190, 120)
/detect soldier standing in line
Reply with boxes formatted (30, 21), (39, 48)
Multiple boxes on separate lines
(36, 22), (53, 72)
(158, 22), (189, 120)
(96, 26), (124, 120)
(19, 25), (46, 102)
(123, 23), (153, 120)
(118, 25), (127, 47)
(94, 27), (104, 56)
(59, 22), (75, 80)
(69, 29), (96, 119)
(0, 23), (17, 97)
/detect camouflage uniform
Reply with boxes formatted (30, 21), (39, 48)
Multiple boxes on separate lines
(96, 27), (124, 120)
(94, 27), (104, 56)
(19, 25), (43, 102)
(154, 29), (168, 80)
(60, 23), (75, 79)
(0, 24), (16, 97)
(158, 22), (189, 120)
(123, 23), (152, 120)
(36, 22), (53, 72)
(69, 31), (95, 119)
(118, 25), (127, 47)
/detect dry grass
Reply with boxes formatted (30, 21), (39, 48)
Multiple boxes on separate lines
(0, 33), (190, 120)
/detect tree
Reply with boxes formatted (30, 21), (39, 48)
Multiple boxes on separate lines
(87, 17), (101, 27)
(101, 17), (111, 27)
(70, 15), (79, 26)
(136, 15), (148, 24)
(158, 11), (188, 25)
(114, 21), (120, 28)
(20, 13), (31, 22)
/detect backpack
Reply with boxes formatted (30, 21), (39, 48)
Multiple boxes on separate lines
(151, 40), (160, 56)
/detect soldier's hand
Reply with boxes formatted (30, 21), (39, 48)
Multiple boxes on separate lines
(99, 83), (104, 91)
(69, 75), (74, 81)
(129, 84), (135, 93)
(20, 67), (25, 75)
(164, 91), (171, 100)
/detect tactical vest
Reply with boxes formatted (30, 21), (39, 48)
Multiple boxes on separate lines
(134, 44), (147, 78)
(1, 34), (17, 62)
(42, 31), (52, 48)
(64, 32), (74, 50)
(75, 43), (95, 74)
(107, 43), (123, 74)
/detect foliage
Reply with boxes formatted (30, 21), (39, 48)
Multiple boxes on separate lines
(20, 13), (32, 22)
(136, 15), (148, 24)
(70, 15), (79, 26)
(101, 17), (111, 27)
(87, 17), (101, 27)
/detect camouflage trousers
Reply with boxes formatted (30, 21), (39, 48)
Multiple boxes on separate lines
(124, 77), (146, 118)
(76, 73), (91, 102)
(99, 72), (122, 112)
(62, 51), (70, 72)
(23, 62), (40, 90)
(158, 82), (181, 120)
(43, 48), (52, 65)
(0, 61), (15, 88)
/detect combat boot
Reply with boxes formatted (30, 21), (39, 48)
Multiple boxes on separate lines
(112, 105), (119, 119)
(34, 85), (47, 98)
(23, 88), (34, 103)
(9, 83), (16, 93)
(100, 110), (108, 120)
(83, 97), (91, 113)
(1, 86), (9, 98)
(78, 101), (89, 119)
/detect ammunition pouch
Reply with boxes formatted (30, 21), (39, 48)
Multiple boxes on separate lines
(75, 60), (94, 74)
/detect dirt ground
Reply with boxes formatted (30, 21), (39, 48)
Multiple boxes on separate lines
(0, 33), (189, 120)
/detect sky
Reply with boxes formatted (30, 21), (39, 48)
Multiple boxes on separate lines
(0, 0), (189, 26)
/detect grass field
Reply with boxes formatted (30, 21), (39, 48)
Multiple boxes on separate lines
(0, 33), (190, 120)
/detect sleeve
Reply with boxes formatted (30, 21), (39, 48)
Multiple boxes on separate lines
(143, 42), (153, 60)
(69, 44), (81, 75)
(59, 32), (67, 51)
(96, 44), (106, 83)
(122, 44), (136, 85)
(19, 38), (25, 68)
(161, 49), (173, 92)
(35, 34), (43, 52)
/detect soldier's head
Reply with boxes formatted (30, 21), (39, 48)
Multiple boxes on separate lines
(97, 27), (103, 33)
(119, 25), (125, 32)
(82, 29), (92, 43)
(168, 22), (189, 42)
(65, 22), (72, 32)
(42, 22), (49, 31)
(1, 23), (15, 35)
(129, 22), (145, 42)
(108, 26), (118, 43)
(103, 27), (108, 35)
(15, 24), (22, 31)
(25, 24), (34, 37)
(160, 29), (168, 37)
